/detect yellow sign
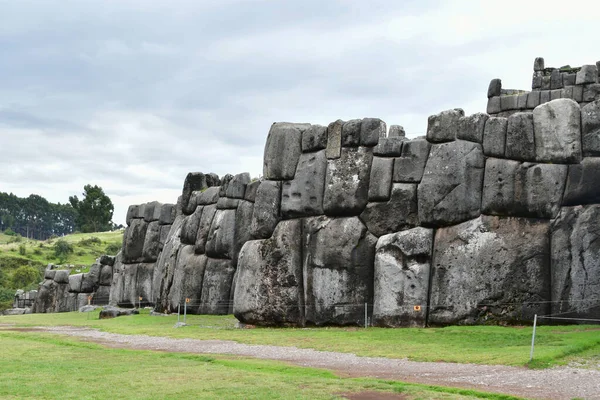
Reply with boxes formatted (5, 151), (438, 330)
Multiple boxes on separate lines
(414, 305), (421, 312)
(185, 298), (190, 303)
(87, 296), (92, 300)
(139, 296), (143, 301)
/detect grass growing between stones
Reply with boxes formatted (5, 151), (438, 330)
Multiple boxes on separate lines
(2, 310), (599, 368)
(0, 331), (519, 400)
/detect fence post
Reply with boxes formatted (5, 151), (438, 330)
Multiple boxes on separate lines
(364, 302), (368, 328)
(177, 303), (181, 323)
(184, 300), (187, 324)
(529, 314), (538, 362)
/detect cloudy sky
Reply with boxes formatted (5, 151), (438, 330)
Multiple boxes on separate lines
(1, 0), (598, 225)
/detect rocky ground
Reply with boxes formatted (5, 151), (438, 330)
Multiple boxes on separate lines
(9, 326), (600, 400)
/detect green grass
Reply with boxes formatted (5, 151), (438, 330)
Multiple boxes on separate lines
(0, 330), (520, 399)
(0, 230), (123, 268)
(2, 310), (599, 369)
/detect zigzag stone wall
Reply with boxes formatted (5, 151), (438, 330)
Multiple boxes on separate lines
(109, 58), (600, 327)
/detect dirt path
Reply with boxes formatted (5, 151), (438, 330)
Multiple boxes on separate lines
(7, 326), (600, 400)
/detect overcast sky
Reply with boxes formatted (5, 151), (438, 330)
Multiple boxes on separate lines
(1, 0), (599, 225)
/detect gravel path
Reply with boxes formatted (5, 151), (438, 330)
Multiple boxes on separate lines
(14, 326), (600, 399)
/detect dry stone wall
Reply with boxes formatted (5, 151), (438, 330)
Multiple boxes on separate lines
(105, 57), (600, 327)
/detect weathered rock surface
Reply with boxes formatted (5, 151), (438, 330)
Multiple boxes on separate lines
(368, 157), (394, 201)
(563, 157), (600, 206)
(373, 227), (433, 327)
(226, 173), (250, 199)
(483, 117), (507, 157)
(533, 99), (582, 163)
(326, 120), (343, 159)
(302, 124), (327, 152)
(551, 205), (600, 318)
(205, 209), (236, 259)
(360, 183), (419, 237)
(122, 219), (148, 263)
(167, 246), (207, 313)
(360, 118), (386, 146)
(505, 112), (535, 161)
(427, 108), (464, 143)
(342, 119), (361, 147)
(99, 306), (140, 319)
(303, 216), (377, 325)
(234, 220), (303, 325)
(199, 258), (236, 315)
(581, 100), (600, 156)
(142, 221), (161, 262)
(429, 216), (550, 325)
(374, 137), (404, 157)
(281, 150), (327, 218)
(457, 113), (488, 143)
(263, 123), (305, 180)
(194, 204), (216, 254)
(482, 158), (567, 219)
(180, 207), (203, 245)
(182, 173), (208, 215)
(418, 140), (484, 226)
(233, 200), (254, 263)
(393, 139), (430, 183)
(250, 180), (281, 239)
(323, 147), (373, 216)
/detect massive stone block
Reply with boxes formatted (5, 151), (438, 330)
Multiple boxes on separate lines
(244, 180), (260, 203)
(367, 157), (394, 202)
(199, 258), (236, 315)
(234, 220), (304, 325)
(196, 187), (220, 206)
(263, 122), (306, 180)
(136, 263), (154, 306)
(581, 100), (600, 156)
(457, 112), (488, 143)
(323, 147), (373, 216)
(181, 172), (208, 215)
(551, 205), (600, 319)
(158, 203), (176, 225)
(429, 216), (550, 325)
(152, 215), (184, 312)
(342, 119), (361, 147)
(233, 200), (254, 263)
(167, 246), (207, 313)
(393, 139), (431, 183)
(483, 117), (507, 158)
(226, 172), (250, 199)
(250, 180), (281, 239)
(505, 112), (535, 161)
(426, 108), (463, 143)
(194, 204), (216, 254)
(205, 209), (236, 259)
(142, 221), (161, 262)
(302, 124), (327, 152)
(563, 157), (600, 206)
(122, 218), (148, 263)
(373, 227), (433, 327)
(360, 118), (386, 146)
(68, 274), (83, 293)
(360, 183), (419, 237)
(281, 150), (327, 218)
(481, 158), (567, 219)
(126, 205), (140, 226)
(418, 140), (484, 227)
(533, 99), (582, 163)
(303, 216), (377, 325)
(99, 264), (113, 286)
(374, 137), (404, 157)
(180, 206), (203, 245)
(326, 119), (343, 159)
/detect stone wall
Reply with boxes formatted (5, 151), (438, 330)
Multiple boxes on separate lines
(487, 57), (600, 118)
(33, 256), (115, 313)
(107, 58), (600, 327)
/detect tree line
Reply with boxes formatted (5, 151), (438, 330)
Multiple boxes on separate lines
(0, 185), (117, 240)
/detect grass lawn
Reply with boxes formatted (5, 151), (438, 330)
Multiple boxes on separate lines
(0, 330), (520, 400)
(2, 310), (599, 369)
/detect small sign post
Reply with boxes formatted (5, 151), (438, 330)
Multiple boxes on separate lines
(184, 298), (190, 324)
(414, 305), (421, 312)
(138, 296), (142, 309)
(87, 295), (92, 306)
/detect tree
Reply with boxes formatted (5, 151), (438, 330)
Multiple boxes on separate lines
(69, 185), (114, 233)
(53, 239), (74, 264)
(11, 265), (40, 289)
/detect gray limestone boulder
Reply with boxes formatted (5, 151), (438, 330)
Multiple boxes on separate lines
(505, 112), (535, 161)
(250, 181), (281, 239)
(142, 221), (161, 262)
(360, 118), (386, 146)
(323, 147), (373, 216)
(233, 200), (254, 263)
(418, 140), (484, 227)
(373, 137), (404, 157)
(126, 205), (140, 226)
(167, 246), (207, 313)
(142, 201), (161, 222)
(576, 65), (598, 85)
(482, 158), (567, 219)
(99, 264), (113, 286)
(326, 119), (343, 159)
(303, 216), (377, 325)
(159, 225), (171, 249)
(367, 157), (394, 202)
(68, 274), (83, 293)
(199, 258), (236, 315)
(373, 227), (433, 327)
(551, 205), (600, 319)
(122, 218), (148, 263)
(263, 122), (306, 180)
(219, 174), (234, 197)
(281, 150), (327, 218)
(244, 180), (260, 203)
(342, 119), (361, 147)
(32, 280), (56, 313)
(533, 99), (582, 163)
(136, 263), (154, 306)
(226, 173), (250, 199)
(153, 215), (184, 312)
(99, 306), (140, 319)
(205, 209), (236, 259)
(87, 262), (101, 285)
(194, 204), (217, 254)
(109, 253), (124, 307)
(388, 125), (405, 137)
(216, 197), (240, 209)
(196, 187), (220, 206)
(180, 207), (203, 245)
(99, 255), (115, 266)
(429, 216), (550, 325)
(393, 139), (431, 183)
(302, 124), (327, 152)
(426, 109), (464, 143)
(488, 78), (502, 97)
(120, 264), (139, 307)
(581, 100), (600, 156)
(80, 273), (96, 293)
(44, 269), (56, 280)
(234, 220), (304, 326)
(53, 270), (70, 284)
(563, 157), (600, 206)
(457, 113), (488, 143)
(158, 203), (176, 225)
(181, 172), (208, 215)
(360, 183), (419, 237)
(205, 173), (221, 188)
(483, 117), (507, 157)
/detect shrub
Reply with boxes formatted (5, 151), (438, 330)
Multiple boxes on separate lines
(3, 228), (16, 236)
(18, 244), (27, 256)
(53, 239), (74, 263)
(8, 235), (22, 244)
(79, 236), (101, 246)
(105, 243), (122, 255)
(11, 265), (40, 289)
(33, 249), (42, 256)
